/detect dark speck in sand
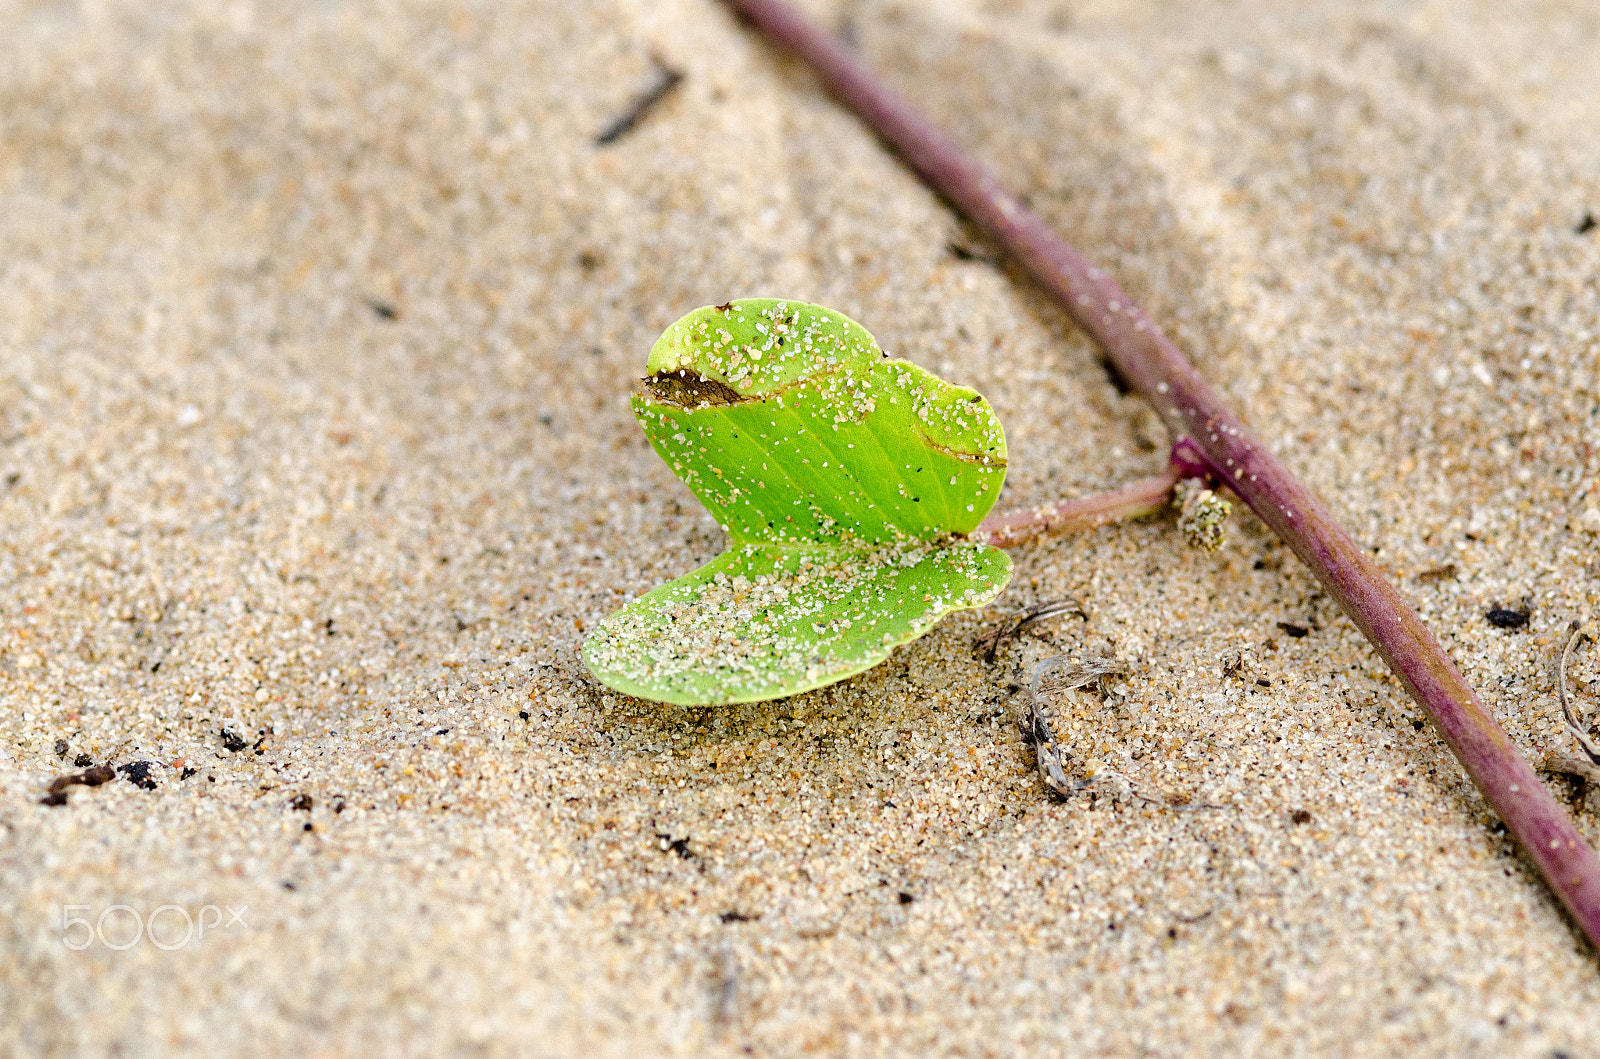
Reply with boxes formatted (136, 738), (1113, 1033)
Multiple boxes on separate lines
(1485, 607), (1530, 629)
(118, 761), (158, 790)
(656, 833), (693, 858)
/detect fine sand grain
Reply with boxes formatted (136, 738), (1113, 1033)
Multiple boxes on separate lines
(2, 0), (1600, 1054)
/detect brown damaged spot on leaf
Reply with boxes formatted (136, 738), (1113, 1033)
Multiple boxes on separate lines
(645, 369), (751, 408)
(916, 431), (1008, 467)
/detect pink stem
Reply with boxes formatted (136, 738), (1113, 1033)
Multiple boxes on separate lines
(975, 468), (1177, 548)
(975, 441), (1209, 547)
(723, 0), (1600, 948)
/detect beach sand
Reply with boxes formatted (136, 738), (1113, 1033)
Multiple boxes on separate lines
(2, 0), (1599, 1053)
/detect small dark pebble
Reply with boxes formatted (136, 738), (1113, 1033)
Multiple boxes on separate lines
(518, 710), (530, 721)
(1276, 621), (1309, 638)
(290, 793), (314, 812)
(220, 727), (250, 753)
(1255, 679), (1272, 688)
(719, 911), (759, 923)
(1485, 607), (1530, 629)
(1290, 809), (1313, 825)
(435, 727), (450, 735)
(53, 739), (69, 757)
(897, 892), (915, 905)
(1577, 211), (1597, 236)
(367, 298), (398, 321)
(117, 761), (158, 791)
(1412, 719), (1426, 732)
(180, 767), (197, 780)
(73, 753), (94, 768)
(656, 833), (692, 858)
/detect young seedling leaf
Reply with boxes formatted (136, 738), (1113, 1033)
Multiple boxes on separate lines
(583, 298), (1012, 704)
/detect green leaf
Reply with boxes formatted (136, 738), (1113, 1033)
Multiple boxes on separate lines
(583, 298), (1011, 704)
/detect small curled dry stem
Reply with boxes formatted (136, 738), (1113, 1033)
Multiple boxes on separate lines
(1022, 655), (1219, 808)
(974, 597), (1086, 664)
(1545, 622), (1600, 788)
(1559, 622), (1600, 763)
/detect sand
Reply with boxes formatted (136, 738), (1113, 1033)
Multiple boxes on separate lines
(2, 0), (1599, 1054)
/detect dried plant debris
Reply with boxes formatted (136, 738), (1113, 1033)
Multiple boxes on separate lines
(1019, 689), (1077, 798)
(1485, 605), (1531, 629)
(1175, 478), (1230, 552)
(584, 300), (1011, 704)
(1020, 655), (1123, 799)
(39, 764), (116, 806)
(1020, 655), (1219, 809)
(1031, 653), (1128, 698)
(595, 62), (685, 147)
(1415, 564), (1458, 583)
(1543, 622), (1600, 793)
(1218, 643), (1257, 678)
(1545, 753), (1600, 790)
(974, 597), (1086, 663)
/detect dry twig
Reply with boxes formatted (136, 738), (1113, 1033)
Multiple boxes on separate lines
(975, 598), (1086, 663)
(1543, 622), (1600, 797)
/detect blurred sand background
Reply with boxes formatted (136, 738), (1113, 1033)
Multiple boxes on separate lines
(3, 0), (1600, 1054)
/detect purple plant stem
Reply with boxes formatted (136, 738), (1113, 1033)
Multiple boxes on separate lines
(975, 440), (1211, 547)
(722, 0), (1600, 946)
(976, 467), (1178, 547)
